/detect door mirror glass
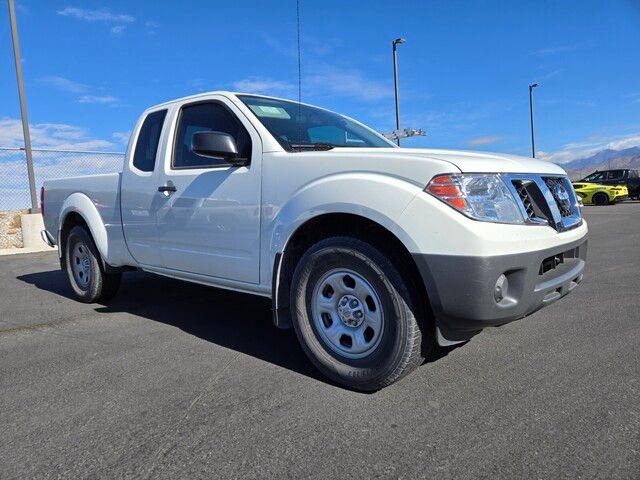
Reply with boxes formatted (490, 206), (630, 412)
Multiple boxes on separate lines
(191, 131), (247, 165)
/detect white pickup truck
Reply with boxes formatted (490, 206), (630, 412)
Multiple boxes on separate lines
(42, 91), (588, 390)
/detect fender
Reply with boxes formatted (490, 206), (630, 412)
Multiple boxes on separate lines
(268, 172), (423, 262)
(266, 173), (424, 326)
(58, 192), (110, 260)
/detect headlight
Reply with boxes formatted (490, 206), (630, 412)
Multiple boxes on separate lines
(425, 174), (525, 224)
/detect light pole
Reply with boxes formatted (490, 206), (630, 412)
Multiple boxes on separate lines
(8, 0), (38, 212)
(392, 37), (406, 146)
(528, 83), (539, 158)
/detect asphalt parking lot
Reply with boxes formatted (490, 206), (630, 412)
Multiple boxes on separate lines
(1, 204), (638, 479)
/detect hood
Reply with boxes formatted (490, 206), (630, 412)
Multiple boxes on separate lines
(331, 147), (567, 176)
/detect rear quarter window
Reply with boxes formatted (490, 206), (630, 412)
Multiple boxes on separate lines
(133, 110), (167, 172)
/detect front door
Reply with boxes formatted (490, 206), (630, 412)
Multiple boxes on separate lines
(155, 98), (262, 284)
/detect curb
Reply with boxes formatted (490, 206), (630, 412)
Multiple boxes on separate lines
(0, 245), (57, 256)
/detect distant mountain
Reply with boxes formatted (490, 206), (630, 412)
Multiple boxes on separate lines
(561, 147), (640, 180)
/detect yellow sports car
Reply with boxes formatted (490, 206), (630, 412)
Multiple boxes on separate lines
(572, 182), (628, 205)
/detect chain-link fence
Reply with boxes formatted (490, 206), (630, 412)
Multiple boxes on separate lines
(0, 147), (124, 212)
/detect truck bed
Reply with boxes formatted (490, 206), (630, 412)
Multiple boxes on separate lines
(42, 172), (129, 265)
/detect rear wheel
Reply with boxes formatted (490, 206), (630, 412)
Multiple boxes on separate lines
(290, 237), (430, 391)
(592, 192), (609, 206)
(65, 226), (121, 303)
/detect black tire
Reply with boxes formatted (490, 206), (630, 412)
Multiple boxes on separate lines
(65, 225), (121, 303)
(290, 236), (430, 391)
(592, 192), (609, 206)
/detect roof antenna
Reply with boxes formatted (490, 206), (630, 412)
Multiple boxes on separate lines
(296, 0), (302, 143)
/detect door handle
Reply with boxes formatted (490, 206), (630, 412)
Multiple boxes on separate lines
(158, 184), (177, 194)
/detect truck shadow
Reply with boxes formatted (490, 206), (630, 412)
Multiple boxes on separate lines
(17, 269), (461, 389)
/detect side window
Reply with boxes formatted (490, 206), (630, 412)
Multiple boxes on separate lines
(173, 102), (252, 169)
(585, 172), (605, 182)
(132, 110), (167, 172)
(607, 170), (623, 181)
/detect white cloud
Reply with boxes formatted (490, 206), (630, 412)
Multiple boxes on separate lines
(530, 45), (577, 56)
(0, 118), (117, 151)
(57, 7), (135, 36)
(57, 7), (135, 23)
(39, 76), (88, 93)
(538, 133), (640, 164)
(78, 95), (118, 104)
(260, 34), (297, 58)
(144, 20), (159, 34)
(39, 76), (120, 105)
(0, 149), (123, 211)
(625, 93), (640, 104)
(0, 118), (124, 210)
(35, 123), (86, 140)
(607, 134), (640, 150)
(232, 66), (392, 103)
(232, 77), (298, 98)
(112, 131), (131, 145)
(306, 66), (392, 102)
(187, 78), (207, 92)
(467, 135), (504, 146)
(535, 69), (563, 81)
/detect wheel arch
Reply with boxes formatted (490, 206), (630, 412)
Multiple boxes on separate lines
(58, 193), (109, 270)
(271, 212), (433, 335)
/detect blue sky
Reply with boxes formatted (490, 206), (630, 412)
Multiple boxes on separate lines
(1, 0), (639, 163)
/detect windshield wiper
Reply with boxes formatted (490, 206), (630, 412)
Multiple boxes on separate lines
(289, 142), (335, 151)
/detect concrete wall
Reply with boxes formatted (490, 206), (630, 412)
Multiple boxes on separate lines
(0, 210), (55, 253)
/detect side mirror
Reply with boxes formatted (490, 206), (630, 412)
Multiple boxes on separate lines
(191, 131), (248, 166)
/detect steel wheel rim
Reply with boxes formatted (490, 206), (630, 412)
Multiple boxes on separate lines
(311, 268), (384, 359)
(71, 242), (91, 289)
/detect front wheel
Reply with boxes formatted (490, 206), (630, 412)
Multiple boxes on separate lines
(290, 237), (430, 391)
(65, 225), (121, 303)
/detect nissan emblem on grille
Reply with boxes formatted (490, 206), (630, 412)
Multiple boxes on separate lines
(546, 178), (573, 217)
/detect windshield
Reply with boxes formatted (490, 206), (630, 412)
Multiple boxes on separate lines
(237, 95), (393, 150)
(582, 171), (605, 182)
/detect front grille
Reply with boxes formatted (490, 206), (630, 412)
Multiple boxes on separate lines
(544, 177), (573, 217)
(505, 174), (582, 232)
(511, 179), (552, 224)
(513, 181), (536, 220)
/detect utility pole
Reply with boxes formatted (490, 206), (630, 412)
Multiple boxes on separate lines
(392, 38), (406, 146)
(528, 83), (539, 158)
(8, 0), (38, 212)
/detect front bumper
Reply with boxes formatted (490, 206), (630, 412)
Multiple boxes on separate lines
(413, 236), (588, 343)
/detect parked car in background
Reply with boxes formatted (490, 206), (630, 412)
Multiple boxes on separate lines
(580, 169), (640, 200)
(572, 182), (629, 205)
(40, 91), (588, 390)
